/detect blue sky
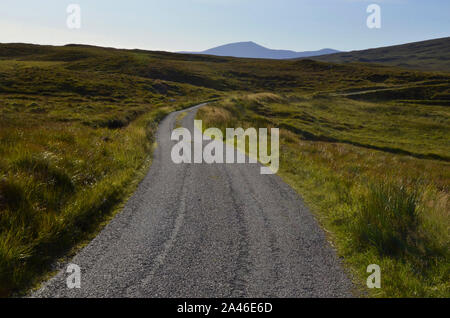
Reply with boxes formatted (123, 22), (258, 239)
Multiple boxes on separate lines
(0, 0), (449, 52)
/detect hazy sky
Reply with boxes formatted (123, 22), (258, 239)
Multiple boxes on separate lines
(0, 0), (449, 52)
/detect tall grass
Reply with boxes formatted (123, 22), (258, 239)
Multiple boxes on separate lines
(353, 181), (421, 256)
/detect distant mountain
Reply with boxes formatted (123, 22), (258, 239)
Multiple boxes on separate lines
(309, 37), (450, 72)
(179, 41), (339, 59)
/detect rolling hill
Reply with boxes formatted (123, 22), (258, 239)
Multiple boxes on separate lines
(310, 37), (450, 72)
(179, 41), (339, 59)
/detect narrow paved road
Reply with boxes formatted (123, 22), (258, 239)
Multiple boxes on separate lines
(33, 104), (352, 298)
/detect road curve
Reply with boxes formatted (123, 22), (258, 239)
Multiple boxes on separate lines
(33, 104), (353, 298)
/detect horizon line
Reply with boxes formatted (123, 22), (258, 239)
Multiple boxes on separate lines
(1, 36), (448, 55)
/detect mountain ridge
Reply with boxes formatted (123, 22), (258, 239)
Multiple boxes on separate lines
(179, 41), (340, 59)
